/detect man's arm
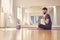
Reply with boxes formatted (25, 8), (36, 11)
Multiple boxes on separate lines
(45, 19), (49, 24)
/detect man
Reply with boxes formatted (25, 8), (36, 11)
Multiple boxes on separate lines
(38, 7), (52, 30)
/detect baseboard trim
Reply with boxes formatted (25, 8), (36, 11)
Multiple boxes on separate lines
(52, 27), (60, 30)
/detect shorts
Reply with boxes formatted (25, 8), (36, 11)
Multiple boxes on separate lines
(38, 24), (51, 30)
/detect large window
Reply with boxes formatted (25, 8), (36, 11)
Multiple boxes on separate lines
(30, 16), (41, 25)
(17, 7), (23, 25)
(1, 0), (13, 27)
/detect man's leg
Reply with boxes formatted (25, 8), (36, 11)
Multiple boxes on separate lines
(38, 24), (51, 30)
(43, 25), (51, 30)
(38, 24), (45, 28)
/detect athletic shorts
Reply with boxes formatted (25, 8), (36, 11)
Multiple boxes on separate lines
(38, 24), (51, 30)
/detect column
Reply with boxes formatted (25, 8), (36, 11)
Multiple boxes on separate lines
(53, 6), (57, 27)
(17, 7), (23, 25)
(13, 0), (17, 27)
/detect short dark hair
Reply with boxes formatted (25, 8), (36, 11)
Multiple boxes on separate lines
(42, 7), (48, 10)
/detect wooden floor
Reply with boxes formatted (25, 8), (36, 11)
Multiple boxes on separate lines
(0, 28), (60, 40)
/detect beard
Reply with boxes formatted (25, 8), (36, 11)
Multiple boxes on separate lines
(43, 12), (47, 14)
(44, 13), (46, 14)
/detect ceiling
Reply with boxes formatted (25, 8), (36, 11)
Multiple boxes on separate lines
(13, 0), (59, 13)
(25, 6), (53, 13)
(14, 0), (60, 8)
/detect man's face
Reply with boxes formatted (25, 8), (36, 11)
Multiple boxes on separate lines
(42, 10), (47, 14)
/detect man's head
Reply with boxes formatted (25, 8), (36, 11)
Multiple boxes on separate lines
(42, 7), (48, 14)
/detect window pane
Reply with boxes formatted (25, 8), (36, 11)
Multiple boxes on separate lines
(30, 16), (34, 25)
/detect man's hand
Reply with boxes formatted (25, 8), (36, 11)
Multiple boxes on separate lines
(42, 15), (45, 19)
(42, 15), (49, 24)
(45, 19), (49, 24)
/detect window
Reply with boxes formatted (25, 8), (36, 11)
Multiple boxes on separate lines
(1, 0), (13, 27)
(30, 16), (34, 25)
(30, 16), (41, 25)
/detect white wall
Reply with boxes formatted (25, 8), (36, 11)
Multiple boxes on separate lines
(0, 0), (1, 27)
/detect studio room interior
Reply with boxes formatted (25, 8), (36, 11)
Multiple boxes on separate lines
(0, 0), (60, 40)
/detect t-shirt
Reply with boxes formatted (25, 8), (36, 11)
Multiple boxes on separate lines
(45, 14), (52, 26)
